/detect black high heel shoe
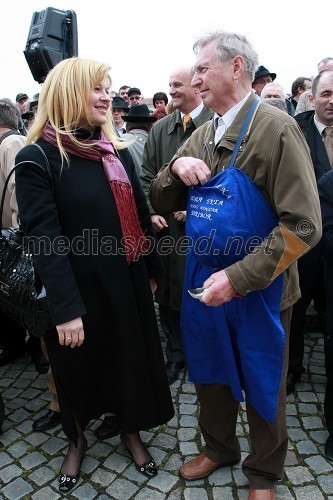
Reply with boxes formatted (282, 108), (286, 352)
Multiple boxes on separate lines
(121, 433), (157, 478)
(58, 439), (87, 493)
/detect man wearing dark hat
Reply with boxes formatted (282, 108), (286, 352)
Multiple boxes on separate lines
(111, 96), (129, 134)
(252, 65), (277, 96)
(128, 87), (143, 106)
(15, 93), (29, 113)
(122, 104), (157, 175)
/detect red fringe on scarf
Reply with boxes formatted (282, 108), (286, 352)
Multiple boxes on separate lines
(110, 180), (149, 263)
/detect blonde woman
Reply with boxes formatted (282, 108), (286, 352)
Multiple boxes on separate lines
(15, 58), (174, 493)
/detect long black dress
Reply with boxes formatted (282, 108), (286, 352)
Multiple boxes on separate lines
(15, 133), (174, 442)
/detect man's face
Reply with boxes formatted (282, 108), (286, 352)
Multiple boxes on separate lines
(128, 93), (142, 105)
(311, 72), (333, 126)
(119, 87), (130, 103)
(168, 69), (196, 112)
(252, 76), (273, 96)
(191, 40), (235, 113)
(112, 108), (127, 127)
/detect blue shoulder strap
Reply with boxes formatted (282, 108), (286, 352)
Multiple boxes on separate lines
(227, 96), (260, 168)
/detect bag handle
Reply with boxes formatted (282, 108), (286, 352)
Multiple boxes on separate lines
(227, 96), (261, 169)
(0, 143), (54, 230)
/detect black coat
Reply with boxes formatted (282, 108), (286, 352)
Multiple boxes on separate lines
(15, 137), (174, 440)
(295, 111), (332, 181)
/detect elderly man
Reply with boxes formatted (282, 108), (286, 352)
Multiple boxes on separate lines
(150, 31), (321, 500)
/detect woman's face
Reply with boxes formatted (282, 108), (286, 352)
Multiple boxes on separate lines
(80, 79), (111, 129)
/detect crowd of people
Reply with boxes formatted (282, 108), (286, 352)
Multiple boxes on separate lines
(0, 29), (333, 500)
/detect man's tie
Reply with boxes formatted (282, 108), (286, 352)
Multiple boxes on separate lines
(183, 114), (192, 131)
(323, 126), (333, 168)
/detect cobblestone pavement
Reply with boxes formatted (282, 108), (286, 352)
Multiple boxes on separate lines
(1, 316), (333, 499)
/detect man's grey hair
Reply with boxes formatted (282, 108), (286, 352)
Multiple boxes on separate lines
(262, 98), (288, 113)
(318, 57), (333, 69)
(0, 99), (19, 130)
(193, 31), (259, 80)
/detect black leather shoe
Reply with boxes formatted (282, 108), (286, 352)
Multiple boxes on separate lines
(32, 410), (61, 432)
(325, 436), (333, 461)
(166, 361), (185, 385)
(0, 344), (25, 367)
(94, 415), (122, 440)
(286, 372), (301, 395)
(31, 354), (49, 374)
(121, 433), (157, 478)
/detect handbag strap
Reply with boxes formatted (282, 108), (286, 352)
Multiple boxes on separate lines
(0, 143), (54, 230)
(0, 130), (21, 144)
(227, 96), (261, 169)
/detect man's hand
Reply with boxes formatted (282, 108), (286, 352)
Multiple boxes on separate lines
(173, 210), (186, 222)
(57, 317), (85, 348)
(200, 270), (238, 307)
(151, 214), (168, 232)
(171, 157), (211, 186)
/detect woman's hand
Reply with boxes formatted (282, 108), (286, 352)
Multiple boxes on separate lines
(150, 278), (157, 294)
(56, 317), (85, 348)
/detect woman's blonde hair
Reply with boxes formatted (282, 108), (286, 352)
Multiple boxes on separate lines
(27, 57), (127, 164)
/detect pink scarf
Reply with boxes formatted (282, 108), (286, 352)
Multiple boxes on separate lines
(42, 124), (148, 263)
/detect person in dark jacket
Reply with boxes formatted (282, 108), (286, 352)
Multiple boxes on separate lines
(286, 70), (333, 395)
(141, 66), (213, 385)
(317, 169), (333, 461)
(15, 57), (174, 494)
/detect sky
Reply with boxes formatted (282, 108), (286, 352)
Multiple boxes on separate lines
(1, 0), (332, 103)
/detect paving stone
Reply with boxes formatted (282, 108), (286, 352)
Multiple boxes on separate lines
(41, 436), (66, 454)
(310, 430), (329, 444)
(151, 433), (177, 450)
(32, 486), (61, 499)
(179, 394), (197, 404)
(298, 403), (320, 414)
(301, 416), (324, 429)
(305, 455), (333, 473)
(134, 488), (166, 499)
(72, 482), (99, 499)
(179, 404), (197, 415)
(1, 477), (34, 499)
(317, 473), (333, 495)
(28, 466), (56, 486)
(296, 440), (320, 454)
(212, 487), (234, 499)
(90, 467), (116, 487)
(288, 428), (307, 442)
(208, 466), (232, 485)
(0, 464), (23, 483)
(184, 487), (209, 499)
(147, 470), (179, 492)
(298, 392), (319, 403)
(105, 478), (139, 499)
(178, 427), (197, 441)
(179, 415), (198, 427)
(179, 441), (199, 456)
(293, 484), (325, 499)
(285, 466), (315, 484)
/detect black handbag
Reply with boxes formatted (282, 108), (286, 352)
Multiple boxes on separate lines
(0, 144), (53, 337)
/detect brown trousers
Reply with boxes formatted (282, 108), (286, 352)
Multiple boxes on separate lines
(196, 307), (292, 489)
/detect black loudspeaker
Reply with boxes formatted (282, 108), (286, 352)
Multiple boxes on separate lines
(24, 7), (78, 84)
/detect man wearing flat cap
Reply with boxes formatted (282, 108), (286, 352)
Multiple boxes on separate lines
(15, 93), (29, 113)
(252, 65), (277, 96)
(128, 87), (143, 106)
(122, 103), (157, 175)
